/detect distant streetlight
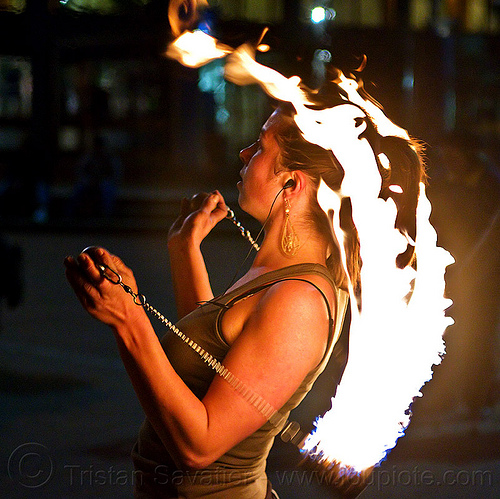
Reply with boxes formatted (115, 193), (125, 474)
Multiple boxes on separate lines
(311, 6), (326, 24)
(311, 6), (336, 24)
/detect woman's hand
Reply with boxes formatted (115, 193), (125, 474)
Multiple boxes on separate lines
(64, 247), (146, 330)
(166, 192), (226, 317)
(167, 191), (227, 250)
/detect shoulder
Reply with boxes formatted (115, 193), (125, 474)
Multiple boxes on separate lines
(259, 277), (328, 307)
(257, 274), (335, 319)
(220, 269), (336, 348)
(237, 278), (332, 370)
(252, 278), (332, 340)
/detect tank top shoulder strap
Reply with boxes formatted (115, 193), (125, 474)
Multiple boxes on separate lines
(215, 263), (338, 348)
(219, 263), (337, 304)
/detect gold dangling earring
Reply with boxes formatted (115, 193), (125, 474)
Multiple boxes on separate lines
(281, 197), (300, 256)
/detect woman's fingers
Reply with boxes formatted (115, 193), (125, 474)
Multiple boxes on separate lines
(205, 191), (228, 227)
(92, 247), (138, 293)
(77, 251), (103, 283)
(82, 247), (123, 275)
(169, 190), (228, 247)
(190, 192), (210, 211)
(201, 191), (226, 216)
(68, 247), (123, 294)
(64, 255), (99, 308)
(213, 190), (227, 215)
(65, 247), (144, 328)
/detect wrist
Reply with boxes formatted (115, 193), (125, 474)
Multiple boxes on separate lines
(112, 306), (150, 339)
(168, 235), (201, 256)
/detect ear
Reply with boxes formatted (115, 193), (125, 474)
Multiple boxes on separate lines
(282, 170), (308, 199)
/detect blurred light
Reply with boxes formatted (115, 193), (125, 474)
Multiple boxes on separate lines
(198, 21), (211, 34)
(58, 0), (152, 14)
(314, 49), (332, 63)
(0, 0), (25, 12)
(311, 6), (326, 23)
(436, 19), (452, 38)
(198, 59), (229, 127)
(311, 6), (336, 24)
(58, 126), (80, 152)
(216, 108), (229, 124)
(257, 44), (270, 53)
(402, 70), (414, 90)
(198, 61), (224, 93)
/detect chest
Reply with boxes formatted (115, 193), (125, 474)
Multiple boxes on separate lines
(218, 293), (263, 346)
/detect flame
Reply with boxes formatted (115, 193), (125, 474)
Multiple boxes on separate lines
(309, 181), (453, 471)
(166, 33), (454, 474)
(165, 31), (232, 68)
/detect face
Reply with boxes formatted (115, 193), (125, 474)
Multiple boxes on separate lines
(238, 110), (285, 222)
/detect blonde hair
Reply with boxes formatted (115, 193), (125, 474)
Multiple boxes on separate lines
(274, 101), (427, 295)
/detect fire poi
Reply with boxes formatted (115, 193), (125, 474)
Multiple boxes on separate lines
(167, 27), (454, 491)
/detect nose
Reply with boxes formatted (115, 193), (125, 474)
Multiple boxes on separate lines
(239, 146), (251, 165)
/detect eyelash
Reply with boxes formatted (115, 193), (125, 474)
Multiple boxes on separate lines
(249, 141), (261, 156)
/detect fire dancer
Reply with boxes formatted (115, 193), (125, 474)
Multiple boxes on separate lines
(65, 92), (426, 497)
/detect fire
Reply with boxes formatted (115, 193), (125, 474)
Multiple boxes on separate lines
(166, 31), (454, 475)
(309, 181), (453, 472)
(166, 30), (232, 68)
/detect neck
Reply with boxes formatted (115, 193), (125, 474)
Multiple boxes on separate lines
(251, 216), (329, 271)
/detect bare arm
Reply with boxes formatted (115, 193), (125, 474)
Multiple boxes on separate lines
(65, 248), (332, 470)
(167, 191), (227, 318)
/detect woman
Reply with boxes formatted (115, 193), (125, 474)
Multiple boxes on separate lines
(65, 101), (424, 497)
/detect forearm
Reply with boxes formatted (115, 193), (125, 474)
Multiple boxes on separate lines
(166, 191), (228, 317)
(66, 247), (218, 468)
(168, 240), (214, 317)
(113, 316), (214, 469)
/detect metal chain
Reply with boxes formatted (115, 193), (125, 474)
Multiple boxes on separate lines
(97, 264), (147, 305)
(98, 263), (282, 425)
(226, 208), (260, 251)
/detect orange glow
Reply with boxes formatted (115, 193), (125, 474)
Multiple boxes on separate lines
(165, 30), (232, 68)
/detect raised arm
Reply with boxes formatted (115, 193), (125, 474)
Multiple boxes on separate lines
(167, 191), (227, 318)
(64, 248), (332, 470)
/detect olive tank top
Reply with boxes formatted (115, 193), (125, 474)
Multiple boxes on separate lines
(132, 263), (349, 498)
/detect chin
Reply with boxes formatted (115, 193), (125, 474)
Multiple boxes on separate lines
(237, 193), (247, 212)
(237, 194), (253, 219)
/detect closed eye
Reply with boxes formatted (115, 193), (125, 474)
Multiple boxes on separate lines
(251, 140), (262, 155)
